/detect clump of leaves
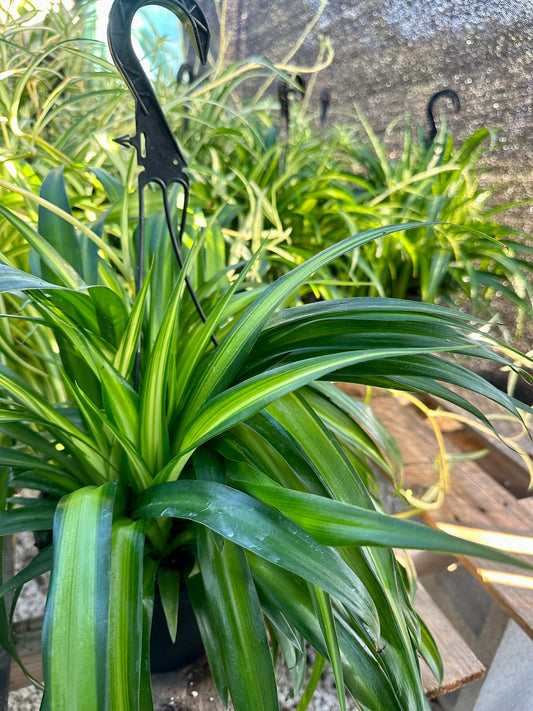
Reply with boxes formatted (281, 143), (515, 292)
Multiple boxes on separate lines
(0, 167), (531, 711)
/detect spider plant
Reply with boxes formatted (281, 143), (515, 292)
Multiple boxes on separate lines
(0, 165), (531, 711)
(341, 111), (533, 319)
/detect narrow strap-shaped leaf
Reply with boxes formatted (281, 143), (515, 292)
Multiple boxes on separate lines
(139, 233), (204, 473)
(309, 586), (346, 711)
(172, 241), (266, 408)
(0, 445), (61, 473)
(240, 483), (533, 570)
(108, 519), (145, 711)
(0, 366), (108, 485)
(249, 554), (405, 711)
(38, 166), (82, 281)
(0, 546), (53, 599)
(113, 270), (151, 380)
(197, 529), (279, 711)
(67, 378), (150, 492)
(175, 345), (463, 466)
(135, 480), (379, 633)
(0, 264), (68, 293)
(0, 505), (56, 535)
(265, 392), (373, 506)
(296, 654), (326, 711)
(183, 223), (430, 418)
(157, 567), (180, 643)
(41, 482), (119, 711)
(186, 571), (229, 707)
(0, 204), (84, 290)
(417, 612), (443, 684)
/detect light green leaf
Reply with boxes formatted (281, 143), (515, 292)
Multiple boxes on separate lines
(41, 482), (119, 711)
(197, 529), (279, 711)
(108, 519), (145, 711)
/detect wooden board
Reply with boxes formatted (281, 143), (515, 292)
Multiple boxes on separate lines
(414, 583), (485, 698)
(421, 387), (532, 498)
(9, 619), (42, 692)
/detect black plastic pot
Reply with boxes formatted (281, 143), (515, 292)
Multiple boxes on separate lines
(150, 589), (205, 673)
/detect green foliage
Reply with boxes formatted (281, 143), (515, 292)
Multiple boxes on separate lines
(0, 166), (531, 711)
(2, 0), (532, 334)
(0, 3), (532, 710)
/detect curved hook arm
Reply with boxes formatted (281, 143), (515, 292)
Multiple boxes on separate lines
(108, 0), (209, 189)
(426, 89), (460, 144)
(107, 0), (216, 383)
(177, 62), (195, 84)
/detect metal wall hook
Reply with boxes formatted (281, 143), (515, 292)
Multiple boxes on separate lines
(426, 89), (461, 144)
(319, 87), (331, 128)
(108, 0), (216, 388)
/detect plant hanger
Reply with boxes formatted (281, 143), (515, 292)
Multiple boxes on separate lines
(107, 0), (217, 382)
(426, 88), (460, 144)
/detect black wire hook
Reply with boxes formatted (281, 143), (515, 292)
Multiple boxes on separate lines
(426, 89), (460, 144)
(177, 62), (195, 132)
(278, 74), (306, 136)
(107, 0), (217, 388)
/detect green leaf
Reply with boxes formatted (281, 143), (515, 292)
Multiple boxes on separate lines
(240, 483), (533, 570)
(0, 204), (83, 291)
(0, 264), (68, 293)
(134, 480), (379, 633)
(309, 586), (346, 711)
(249, 554), (407, 711)
(92, 168), (124, 203)
(38, 166), (82, 280)
(157, 567), (180, 644)
(183, 223), (431, 418)
(0, 445), (62, 473)
(197, 529), (279, 711)
(296, 654), (326, 711)
(0, 366), (109, 485)
(175, 346), (463, 469)
(186, 571), (229, 707)
(0, 546), (53, 599)
(0, 505), (56, 535)
(113, 270), (151, 379)
(108, 519), (145, 711)
(41, 482), (119, 711)
(88, 286), (128, 348)
(417, 612), (443, 685)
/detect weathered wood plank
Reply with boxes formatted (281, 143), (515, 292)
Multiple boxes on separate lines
(9, 619), (42, 692)
(414, 583), (485, 698)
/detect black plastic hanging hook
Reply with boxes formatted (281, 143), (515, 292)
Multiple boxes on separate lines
(319, 87), (331, 128)
(426, 89), (460, 144)
(107, 0), (216, 384)
(108, 0), (209, 195)
(177, 62), (195, 132)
